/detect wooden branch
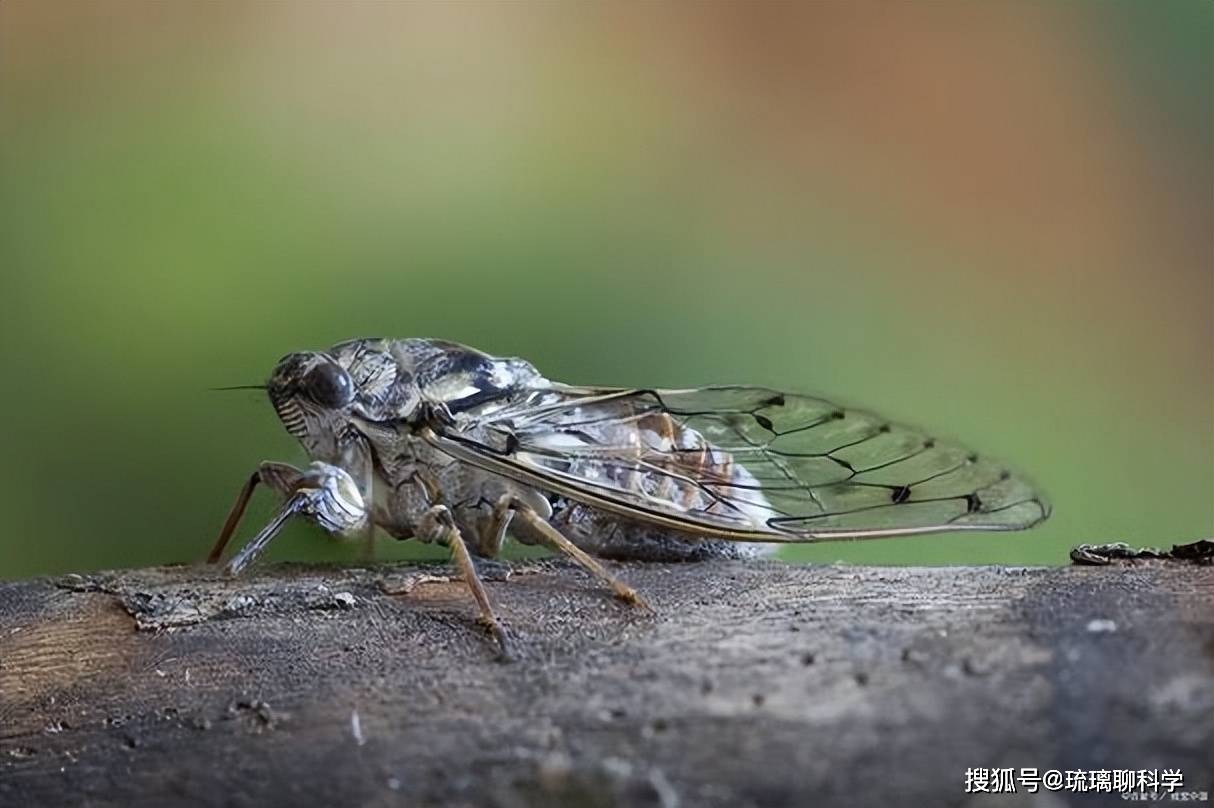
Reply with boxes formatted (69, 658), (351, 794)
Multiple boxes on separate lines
(1, 558), (1211, 806)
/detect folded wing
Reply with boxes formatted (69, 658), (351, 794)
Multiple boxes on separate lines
(425, 384), (1051, 541)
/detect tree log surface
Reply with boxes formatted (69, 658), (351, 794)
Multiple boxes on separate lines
(0, 559), (1211, 807)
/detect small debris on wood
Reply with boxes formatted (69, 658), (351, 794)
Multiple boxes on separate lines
(1069, 538), (1213, 566)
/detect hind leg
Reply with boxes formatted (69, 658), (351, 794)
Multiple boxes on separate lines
(489, 495), (648, 608)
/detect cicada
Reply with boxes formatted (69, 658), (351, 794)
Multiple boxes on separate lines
(209, 338), (1050, 656)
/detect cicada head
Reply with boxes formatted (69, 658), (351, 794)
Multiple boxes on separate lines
(266, 351), (357, 461)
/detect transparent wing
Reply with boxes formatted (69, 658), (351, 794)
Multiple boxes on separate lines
(424, 385), (1051, 542)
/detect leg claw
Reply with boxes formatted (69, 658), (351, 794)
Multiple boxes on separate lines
(615, 587), (653, 612)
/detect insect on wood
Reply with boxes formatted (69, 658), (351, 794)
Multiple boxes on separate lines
(209, 338), (1051, 657)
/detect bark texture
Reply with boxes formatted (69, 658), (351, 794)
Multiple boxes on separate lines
(1, 558), (1211, 807)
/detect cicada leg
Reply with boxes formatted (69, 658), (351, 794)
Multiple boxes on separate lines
(208, 470), (262, 564)
(415, 504), (513, 661)
(466, 496), (523, 581)
(207, 461), (367, 575)
(497, 495), (650, 610)
(207, 461), (314, 564)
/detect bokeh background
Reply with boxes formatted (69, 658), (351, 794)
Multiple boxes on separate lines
(1, 2), (1210, 578)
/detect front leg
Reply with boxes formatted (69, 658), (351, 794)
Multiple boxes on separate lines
(208, 461), (367, 575)
(415, 505), (513, 660)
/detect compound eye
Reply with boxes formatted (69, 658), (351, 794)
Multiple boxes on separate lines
(304, 362), (354, 408)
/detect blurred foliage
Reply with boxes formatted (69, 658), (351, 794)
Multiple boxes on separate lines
(0, 2), (1209, 577)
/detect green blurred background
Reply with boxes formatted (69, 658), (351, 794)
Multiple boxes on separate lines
(1, 2), (1210, 578)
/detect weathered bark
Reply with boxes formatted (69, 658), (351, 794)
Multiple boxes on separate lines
(1, 558), (1211, 807)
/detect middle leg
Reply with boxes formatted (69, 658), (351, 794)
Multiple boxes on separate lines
(415, 504), (513, 660)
